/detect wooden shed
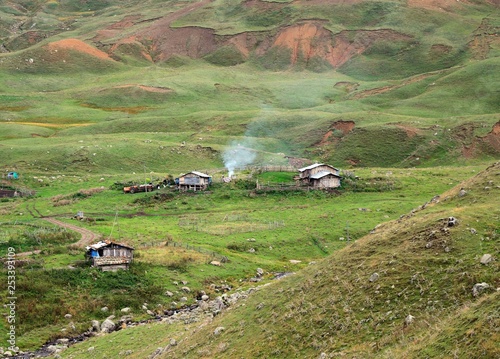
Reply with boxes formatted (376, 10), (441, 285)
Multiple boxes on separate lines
(298, 163), (339, 180)
(309, 171), (342, 189)
(86, 241), (134, 271)
(175, 171), (212, 191)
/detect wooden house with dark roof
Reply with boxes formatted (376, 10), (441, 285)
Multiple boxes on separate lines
(86, 240), (134, 271)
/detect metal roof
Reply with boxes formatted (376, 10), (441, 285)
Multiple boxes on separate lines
(298, 163), (324, 172)
(86, 240), (134, 251)
(298, 163), (339, 172)
(182, 171), (211, 178)
(310, 171), (341, 180)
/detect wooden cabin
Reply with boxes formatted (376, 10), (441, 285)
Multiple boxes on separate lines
(309, 171), (342, 188)
(298, 163), (339, 179)
(86, 241), (134, 271)
(298, 163), (341, 189)
(175, 171), (212, 191)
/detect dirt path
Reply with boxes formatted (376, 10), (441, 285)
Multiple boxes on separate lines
(42, 217), (101, 247)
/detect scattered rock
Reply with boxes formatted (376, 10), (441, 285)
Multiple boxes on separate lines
(181, 286), (191, 293)
(88, 347), (95, 352)
(201, 294), (209, 301)
(289, 260), (301, 264)
(470, 228), (477, 234)
(180, 297), (188, 302)
(447, 217), (458, 227)
(165, 291), (173, 297)
(181, 281), (188, 285)
(369, 273), (379, 282)
(142, 304), (148, 310)
(404, 314), (415, 326)
(46, 345), (58, 353)
(247, 238), (256, 242)
(248, 248), (256, 253)
(256, 302), (264, 310)
(214, 327), (225, 336)
(430, 195), (440, 203)
(91, 320), (100, 332)
(210, 261), (221, 266)
(256, 268), (264, 277)
(100, 318), (116, 333)
(169, 338), (177, 346)
(480, 254), (493, 265)
(56, 338), (69, 345)
(458, 189), (467, 197)
(147, 310), (155, 316)
(121, 307), (131, 313)
(64, 314), (72, 319)
(472, 282), (490, 297)
(101, 306), (109, 312)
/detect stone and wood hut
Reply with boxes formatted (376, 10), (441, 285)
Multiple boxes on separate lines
(175, 171), (212, 191)
(298, 163), (341, 188)
(86, 241), (134, 271)
(298, 163), (340, 179)
(309, 171), (342, 188)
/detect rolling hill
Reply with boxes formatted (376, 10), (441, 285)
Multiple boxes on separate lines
(0, 0), (499, 172)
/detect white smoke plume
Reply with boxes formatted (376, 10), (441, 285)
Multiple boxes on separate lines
(223, 140), (257, 177)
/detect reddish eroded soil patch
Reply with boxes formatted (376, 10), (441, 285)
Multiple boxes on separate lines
(93, 15), (143, 42)
(108, 15), (142, 30)
(469, 18), (500, 60)
(103, 0), (410, 67)
(481, 121), (500, 152)
(47, 39), (114, 61)
(109, 0), (215, 61)
(454, 121), (500, 158)
(266, 23), (412, 67)
(318, 120), (355, 145)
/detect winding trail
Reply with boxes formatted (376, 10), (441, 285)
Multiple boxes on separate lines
(42, 217), (101, 247)
(16, 203), (102, 257)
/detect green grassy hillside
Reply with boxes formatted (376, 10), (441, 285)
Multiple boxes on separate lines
(1, 0), (499, 170)
(0, 0), (499, 356)
(42, 163), (499, 359)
